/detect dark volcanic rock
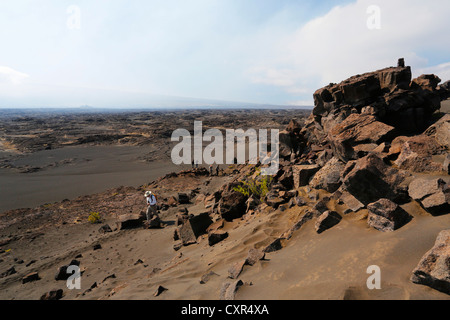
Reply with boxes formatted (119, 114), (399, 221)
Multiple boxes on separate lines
(208, 230), (229, 246)
(218, 191), (247, 221)
(315, 211), (342, 234)
(367, 199), (413, 232)
(411, 229), (450, 295)
(328, 113), (395, 162)
(55, 260), (80, 281)
(40, 289), (63, 300)
(178, 193), (190, 204)
(408, 178), (450, 216)
(116, 214), (144, 230)
(341, 154), (409, 205)
(177, 212), (213, 246)
(263, 238), (284, 253)
(22, 272), (40, 284)
(309, 157), (345, 192)
(313, 62), (443, 138)
(0, 266), (17, 279)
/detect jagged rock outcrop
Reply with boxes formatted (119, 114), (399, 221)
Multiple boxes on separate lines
(313, 61), (442, 135)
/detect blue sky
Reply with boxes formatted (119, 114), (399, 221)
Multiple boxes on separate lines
(1, 0), (450, 108)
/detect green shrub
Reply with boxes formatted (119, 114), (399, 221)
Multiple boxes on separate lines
(88, 212), (102, 224)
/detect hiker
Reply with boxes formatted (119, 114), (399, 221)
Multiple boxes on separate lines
(144, 191), (158, 221)
(215, 165), (219, 176)
(209, 164), (213, 176)
(192, 159), (195, 169)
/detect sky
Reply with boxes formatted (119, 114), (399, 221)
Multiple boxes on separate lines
(1, 0), (450, 108)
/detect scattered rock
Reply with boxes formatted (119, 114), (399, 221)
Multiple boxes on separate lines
(409, 178), (450, 216)
(0, 266), (17, 279)
(367, 199), (413, 232)
(263, 238), (284, 253)
(245, 249), (266, 266)
(98, 224), (113, 233)
(315, 211), (342, 234)
(144, 216), (162, 229)
(55, 260), (80, 281)
(411, 229), (450, 295)
(220, 280), (243, 300)
(218, 191), (247, 221)
(228, 260), (246, 279)
(177, 212), (213, 246)
(40, 289), (63, 300)
(116, 213), (144, 230)
(208, 230), (229, 246)
(200, 271), (219, 284)
(22, 272), (40, 284)
(282, 210), (317, 240)
(154, 285), (168, 297)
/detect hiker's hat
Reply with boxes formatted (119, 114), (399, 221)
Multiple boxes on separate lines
(144, 191), (152, 197)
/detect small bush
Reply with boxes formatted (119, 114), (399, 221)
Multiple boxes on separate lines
(88, 212), (102, 224)
(233, 175), (273, 201)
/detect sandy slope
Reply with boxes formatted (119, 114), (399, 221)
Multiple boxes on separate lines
(1, 169), (448, 300)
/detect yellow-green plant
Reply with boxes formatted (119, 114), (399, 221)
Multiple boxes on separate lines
(233, 176), (273, 200)
(88, 212), (102, 224)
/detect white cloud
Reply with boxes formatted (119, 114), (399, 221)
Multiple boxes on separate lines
(247, 0), (450, 103)
(0, 66), (30, 85)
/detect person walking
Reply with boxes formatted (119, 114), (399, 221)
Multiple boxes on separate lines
(144, 191), (158, 222)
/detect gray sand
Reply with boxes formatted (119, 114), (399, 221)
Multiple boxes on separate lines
(0, 145), (189, 213)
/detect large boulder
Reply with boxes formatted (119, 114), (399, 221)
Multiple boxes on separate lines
(408, 178), (450, 216)
(177, 212), (213, 246)
(367, 199), (412, 232)
(309, 157), (345, 193)
(424, 114), (450, 150)
(218, 191), (247, 221)
(328, 113), (395, 162)
(411, 229), (450, 295)
(341, 154), (409, 205)
(116, 213), (145, 230)
(391, 135), (444, 173)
